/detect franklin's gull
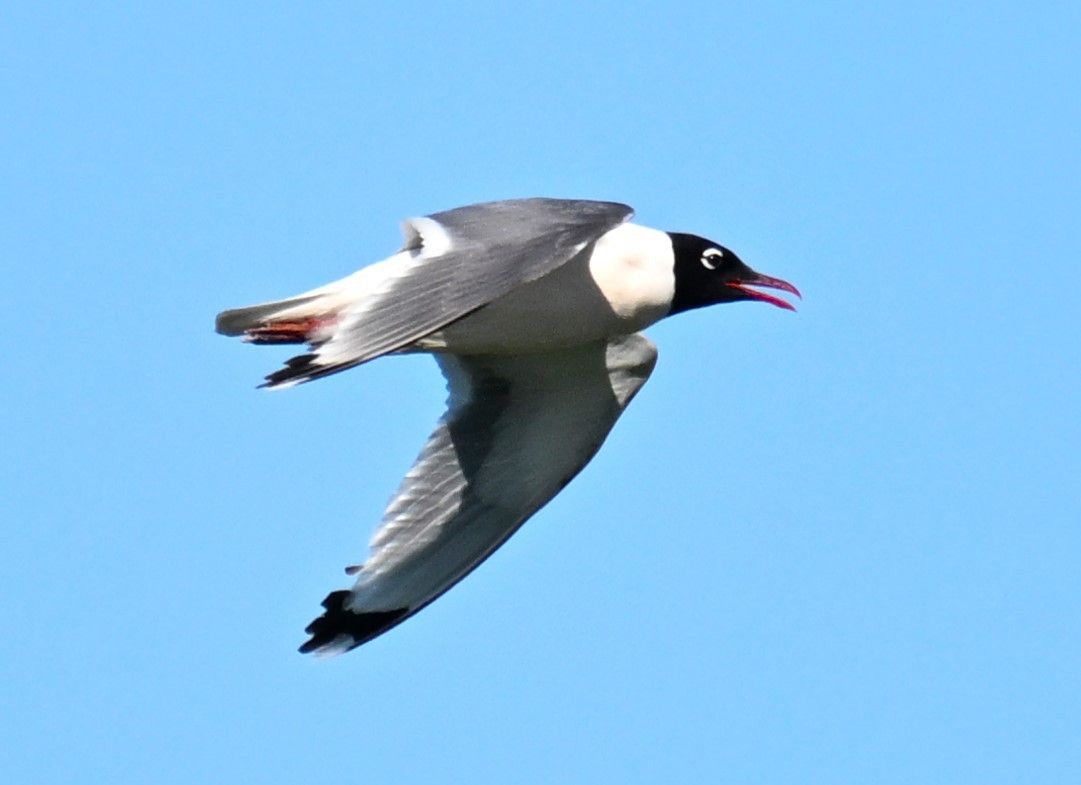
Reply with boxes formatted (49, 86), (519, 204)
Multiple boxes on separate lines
(215, 198), (799, 656)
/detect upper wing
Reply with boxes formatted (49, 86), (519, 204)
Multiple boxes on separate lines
(299, 333), (658, 655)
(264, 199), (633, 387)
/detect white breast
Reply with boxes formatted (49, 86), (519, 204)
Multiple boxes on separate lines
(419, 223), (676, 354)
(587, 223), (676, 320)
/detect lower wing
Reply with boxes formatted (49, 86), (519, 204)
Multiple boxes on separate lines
(300, 333), (658, 655)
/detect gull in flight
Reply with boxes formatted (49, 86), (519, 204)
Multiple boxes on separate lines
(215, 198), (799, 656)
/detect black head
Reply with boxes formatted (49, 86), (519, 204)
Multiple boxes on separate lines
(667, 232), (800, 315)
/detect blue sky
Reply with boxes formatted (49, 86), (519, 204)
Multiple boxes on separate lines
(3, 2), (1079, 783)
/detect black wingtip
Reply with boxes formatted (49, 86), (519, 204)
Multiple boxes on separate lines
(261, 353), (368, 389)
(299, 591), (410, 655)
(261, 353), (321, 388)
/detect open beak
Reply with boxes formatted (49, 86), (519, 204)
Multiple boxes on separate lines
(726, 272), (802, 311)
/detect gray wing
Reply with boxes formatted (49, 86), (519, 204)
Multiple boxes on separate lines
(299, 333), (658, 655)
(265, 199), (633, 387)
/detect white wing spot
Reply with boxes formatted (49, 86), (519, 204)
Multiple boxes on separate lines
(401, 217), (454, 257)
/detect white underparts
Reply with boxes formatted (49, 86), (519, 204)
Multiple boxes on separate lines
(587, 223), (676, 320)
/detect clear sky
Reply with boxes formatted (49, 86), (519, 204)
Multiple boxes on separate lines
(3, 2), (1079, 783)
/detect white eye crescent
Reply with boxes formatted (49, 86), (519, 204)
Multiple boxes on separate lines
(701, 248), (724, 270)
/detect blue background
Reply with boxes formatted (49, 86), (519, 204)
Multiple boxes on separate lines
(4, 3), (1079, 782)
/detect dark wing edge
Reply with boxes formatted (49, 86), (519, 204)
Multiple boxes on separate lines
(298, 593), (409, 654)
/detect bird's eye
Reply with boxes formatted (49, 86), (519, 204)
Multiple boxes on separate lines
(701, 248), (724, 270)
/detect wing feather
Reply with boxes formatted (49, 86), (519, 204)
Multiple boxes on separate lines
(299, 333), (657, 655)
(265, 199), (633, 387)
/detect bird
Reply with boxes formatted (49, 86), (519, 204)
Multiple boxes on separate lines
(215, 198), (799, 656)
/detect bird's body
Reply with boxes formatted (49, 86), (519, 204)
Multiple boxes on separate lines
(418, 223), (676, 354)
(216, 198), (798, 656)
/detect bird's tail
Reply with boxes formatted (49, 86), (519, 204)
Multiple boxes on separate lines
(215, 269), (374, 387)
(215, 294), (334, 344)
